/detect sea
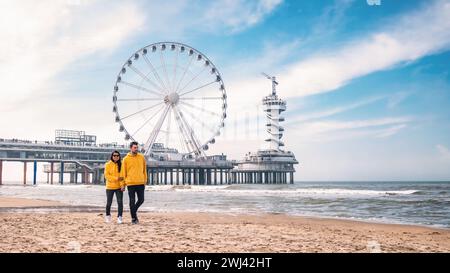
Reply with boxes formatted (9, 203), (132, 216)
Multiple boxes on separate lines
(0, 181), (449, 228)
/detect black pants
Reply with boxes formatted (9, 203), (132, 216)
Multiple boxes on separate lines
(127, 185), (145, 220)
(106, 189), (123, 217)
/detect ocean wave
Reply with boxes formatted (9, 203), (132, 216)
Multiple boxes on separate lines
(146, 185), (232, 191)
(144, 185), (420, 196)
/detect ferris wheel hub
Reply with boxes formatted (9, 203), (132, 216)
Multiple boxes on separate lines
(164, 92), (179, 105)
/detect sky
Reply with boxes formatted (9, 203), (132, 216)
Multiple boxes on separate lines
(1, 0), (450, 181)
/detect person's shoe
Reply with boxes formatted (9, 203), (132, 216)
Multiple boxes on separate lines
(117, 216), (123, 224)
(105, 215), (111, 223)
(135, 217), (140, 224)
(131, 219), (138, 225)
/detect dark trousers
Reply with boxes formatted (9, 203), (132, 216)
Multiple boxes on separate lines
(127, 185), (145, 220)
(106, 189), (123, 217)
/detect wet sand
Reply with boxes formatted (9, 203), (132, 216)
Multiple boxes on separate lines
(0, 197), (449, 253)
(0, 196), (64, 208)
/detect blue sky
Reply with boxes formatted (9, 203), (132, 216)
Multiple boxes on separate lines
(1, 0), (450, 181)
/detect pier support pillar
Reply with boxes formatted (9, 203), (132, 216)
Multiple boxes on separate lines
(59, 162), (64, 185)
(290, 172), (294, 184)
(0, 160), (3, 185)
(206, 169), (210, 185)
(197, 169), (201, 185)
(149, 169), (153, 185)
(198, 169), (203, 185)
(188, 169), (191, 185)
(83, 168), (88, 184)
(50, 162), (54, 184)
(23, 162), (27, 185)
(33, 161), (37, 185)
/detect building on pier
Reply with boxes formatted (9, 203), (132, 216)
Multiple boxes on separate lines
(232, 74), (298, 184)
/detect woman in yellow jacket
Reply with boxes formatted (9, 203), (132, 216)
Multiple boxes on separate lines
(104, 151), (125, 224)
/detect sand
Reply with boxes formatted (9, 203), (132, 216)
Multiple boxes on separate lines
(0, 197), (449, 253)
(0, 196), (64, 208)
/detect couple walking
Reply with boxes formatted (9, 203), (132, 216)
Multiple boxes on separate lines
(103, 141), (147, 225)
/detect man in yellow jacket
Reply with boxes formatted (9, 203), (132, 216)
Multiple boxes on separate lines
(120, 141), (147, 224)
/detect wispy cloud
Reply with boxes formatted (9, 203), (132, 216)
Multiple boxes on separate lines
(289, 116), (412, 142)
(0, 0), (145, 111)
(0, 0), (284, 142)
(202, 0), (282, 33)
(141, 0), (282, 36)
(279, 0), (450, 97)
(387, 91), (412, 109)
(226, 0), (450, 105)
(436, 144), (450, 159)
(287, 95), (387, 123)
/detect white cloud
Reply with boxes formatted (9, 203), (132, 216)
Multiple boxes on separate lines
(226, 0), (450, 105)
(141, 0), (282, 36)
(0, 0), (145, 111)
(0, 0), (283, 145)
(202, 0), (282, 33)
(374, 124), (407, 138)
(288, 116), (412, 142)
(387, 91), (412, 109)
(278, 0), (450, 98)
(436, 144), (450, 159)
(287, 95), (387, 124)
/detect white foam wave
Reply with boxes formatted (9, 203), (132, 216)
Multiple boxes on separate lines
(167, 186), (419, 196)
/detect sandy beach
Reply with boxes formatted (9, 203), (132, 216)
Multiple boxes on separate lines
(0, 196), (449, 253)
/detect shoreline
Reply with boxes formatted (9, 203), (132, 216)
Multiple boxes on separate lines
(0, 196), (448, 231)
(0, 197), (449, 252)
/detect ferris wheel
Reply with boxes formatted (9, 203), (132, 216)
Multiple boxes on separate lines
(113, 42), (227, 158)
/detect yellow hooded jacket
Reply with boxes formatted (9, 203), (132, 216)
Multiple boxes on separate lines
(120, 152), (147, 186)
(104, 160), (125, 190)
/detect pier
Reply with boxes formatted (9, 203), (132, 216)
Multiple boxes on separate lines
(0, 137), (235, 185)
